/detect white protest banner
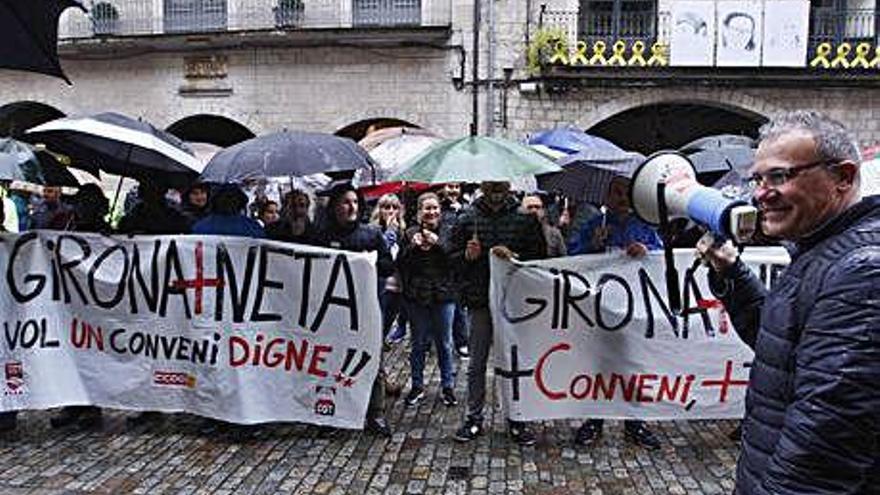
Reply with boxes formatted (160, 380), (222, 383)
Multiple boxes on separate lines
(490, 247), (789, 421)
(0, 232), (382, 429)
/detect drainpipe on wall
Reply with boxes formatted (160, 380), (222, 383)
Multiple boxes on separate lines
(486, 0), (496, 136)
(471, 0), (481, 136)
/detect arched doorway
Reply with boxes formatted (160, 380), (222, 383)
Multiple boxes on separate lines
(335, 117), (420, 142)
(588, 102), (767, 154)
(165, 114), (254, 147)
(0, 101), (65, 138)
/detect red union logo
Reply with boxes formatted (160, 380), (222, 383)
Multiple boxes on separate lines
(5, 361), (24, 395)
(153, 371), (196, 389)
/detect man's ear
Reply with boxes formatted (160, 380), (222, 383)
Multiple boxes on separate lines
(833, 161), (859, 190)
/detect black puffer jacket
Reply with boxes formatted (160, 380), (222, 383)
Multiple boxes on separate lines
(709, 196), (880, 495)
(316, 220), (394, 278)
(398, 224), (457, 305)
(448, 196), (546, 309)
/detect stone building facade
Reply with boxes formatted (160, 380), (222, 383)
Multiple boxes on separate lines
(1, 0), (878, 153)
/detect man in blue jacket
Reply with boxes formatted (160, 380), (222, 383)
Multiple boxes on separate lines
(699, 111), (879, 494)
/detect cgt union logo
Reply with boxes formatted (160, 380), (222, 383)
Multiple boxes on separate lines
(315, 385), (336, 416)
(5, 361), (24, 395)
(153, 371), (196, 389)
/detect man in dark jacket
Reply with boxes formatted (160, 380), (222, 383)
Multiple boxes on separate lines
(699, 111), (879, 494)
(317, 182), (394, 437)
(451, 181), (547, 445)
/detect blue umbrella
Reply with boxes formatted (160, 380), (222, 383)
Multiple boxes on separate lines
(528, 127), (621, 156)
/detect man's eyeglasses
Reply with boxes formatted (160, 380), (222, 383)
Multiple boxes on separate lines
(743, 160), (832, 190)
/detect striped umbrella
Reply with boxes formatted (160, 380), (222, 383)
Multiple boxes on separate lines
(26, 112), (202, 188)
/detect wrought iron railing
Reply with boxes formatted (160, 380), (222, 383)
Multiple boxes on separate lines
(58, 0), (450, 39)
(578, 9), (656, 43)
(810, 8), (878, 45)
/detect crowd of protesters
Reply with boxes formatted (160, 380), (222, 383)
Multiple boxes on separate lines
(0, 173), (665, 444)
(2, 111), (877, 495)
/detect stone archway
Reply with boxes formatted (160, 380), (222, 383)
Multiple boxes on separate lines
(587, 101), (768, 154)
(0, 101), (65, 138)
(165, 114), (255, 147)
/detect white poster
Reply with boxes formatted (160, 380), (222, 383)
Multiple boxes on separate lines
(761, 0), (809, 67)
(670, 1), (716, 66)
(716, 0), (763, 67)
(0, 233), (382, 429)
(490, 247), (790, 421)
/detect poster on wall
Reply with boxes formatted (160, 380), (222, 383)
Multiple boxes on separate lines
(670, 1), (716, 66)
(716, 0), (763, 67)
(761, 0), (809, 67)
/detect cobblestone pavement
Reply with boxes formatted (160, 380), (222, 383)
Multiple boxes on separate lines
(0, 342), (740, 495)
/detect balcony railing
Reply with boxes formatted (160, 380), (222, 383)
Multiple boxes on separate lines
(58, 0), (450, 40)
(578, 10), (656, 43)
(810, 8), (878, 45)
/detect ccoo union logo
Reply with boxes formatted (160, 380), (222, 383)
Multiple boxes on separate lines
(4, 361), (24, 395)
(153, 371), (196, 389)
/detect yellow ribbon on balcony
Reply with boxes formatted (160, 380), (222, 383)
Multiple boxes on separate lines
(809, 43), (832, 68)
(570, 41), (589, 66)
(870, 47), (880, 68)
(549, 41), (569, 65)
(590, 41), (608, 66)
(628, 41), (647, 66)
(647, 42), (668, 66)
(607, 40), (628, 66)
(830, 43), (852, 69)
(851, 42), (872, 69)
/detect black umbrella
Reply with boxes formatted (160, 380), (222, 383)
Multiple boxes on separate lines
(680, 134), (756, 184)
(0, 0), (85, 84)
(537, 148), (645, 205)
(0, 137), (80, 186)
(25, 112), (202, 188)
(200, 131), (375, 183)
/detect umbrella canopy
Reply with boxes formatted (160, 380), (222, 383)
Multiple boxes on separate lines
(537, 148), (645, 205)
(0, 137), (80, 186)
(26, 112), (202, 188)
(0, 0), (85, 83)
(358, 126), (438, 151)
(200, 131), (374, 184)
(528, 127), (621, 155)
(354, 132), (442, 187)
(0, 153), (26, 182)
(389, 136), (561, 184)
(679, 134), (756, 179)
(186, 141), (223, 168)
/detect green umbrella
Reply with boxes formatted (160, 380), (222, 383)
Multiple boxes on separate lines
(389, 136), (561, 183)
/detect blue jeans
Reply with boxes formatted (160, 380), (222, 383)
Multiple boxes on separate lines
(380, 290), (407, 337)
(407, 300), (456, 389)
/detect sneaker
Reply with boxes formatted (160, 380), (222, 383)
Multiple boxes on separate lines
(365, 416), (392, 438)
(454, 420), (483, 442)
(441, 387), (458, 407)
(51, 406), (101, 429)
(573, 421), (602, 446)
(624, 423), (661, 450)
(456, 345), (469, 359)
(404, 387), (425, 407)
(386, 325), (406, 344)
(508, 421), (537, 446)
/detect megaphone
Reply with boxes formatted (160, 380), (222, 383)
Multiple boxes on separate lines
(630, 151), (758, 244)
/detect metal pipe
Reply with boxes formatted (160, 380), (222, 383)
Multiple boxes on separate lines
(486, 0), (495, 136)
(471, 0), (481, 136)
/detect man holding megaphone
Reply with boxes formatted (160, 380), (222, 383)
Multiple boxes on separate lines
(695, 111), (879, 494)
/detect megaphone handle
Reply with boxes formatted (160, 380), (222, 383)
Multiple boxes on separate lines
(657, 182), (682, 314)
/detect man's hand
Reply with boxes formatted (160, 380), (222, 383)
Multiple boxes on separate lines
(490, 245), (517, 260)
(625, 242), (648, 258)
(696, 233), (738, 273)
(465, 238), (482, 261)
